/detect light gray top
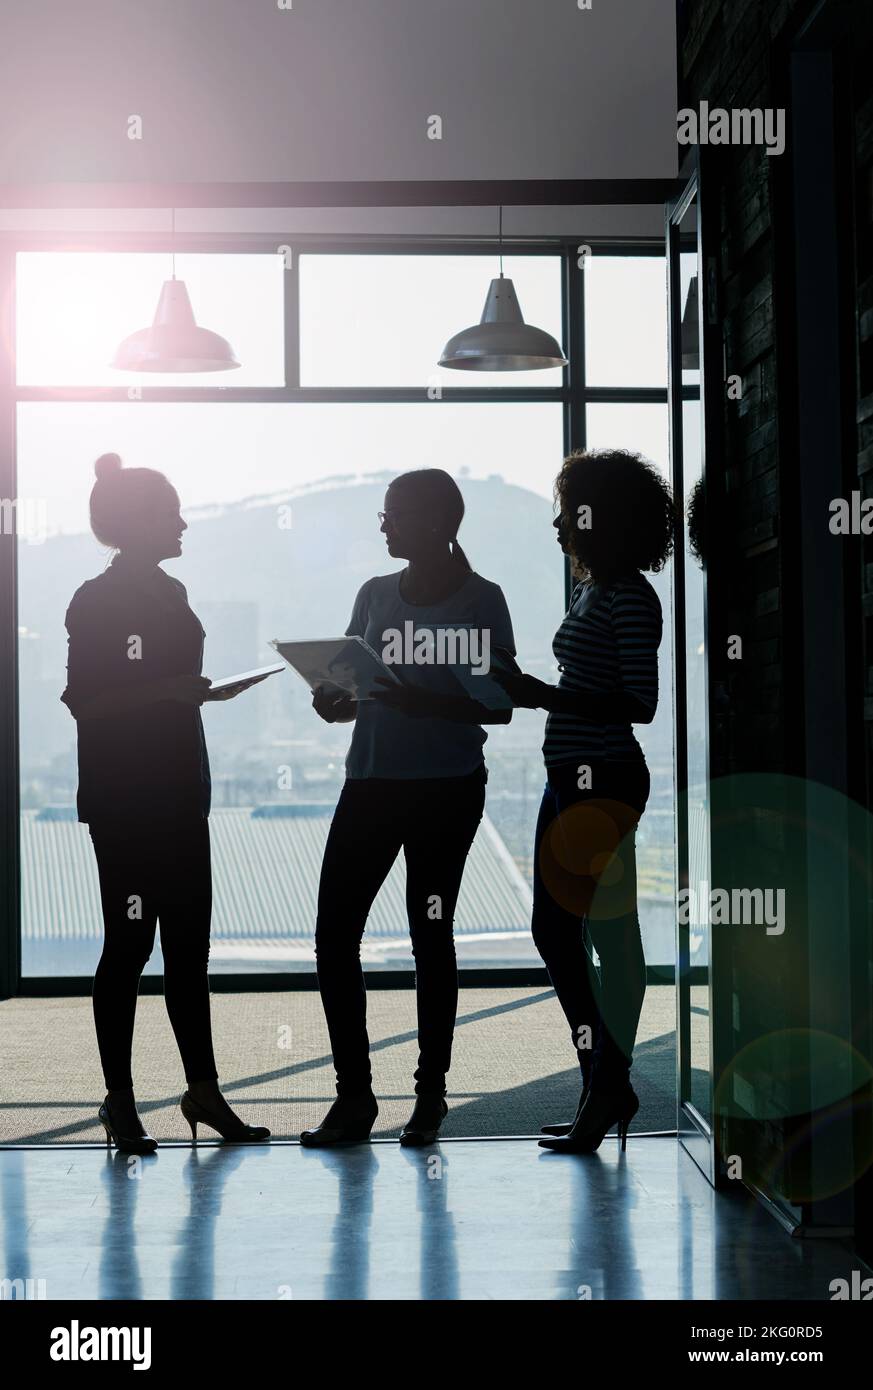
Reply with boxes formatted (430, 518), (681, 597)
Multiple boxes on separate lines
(344, 570), (516, 780)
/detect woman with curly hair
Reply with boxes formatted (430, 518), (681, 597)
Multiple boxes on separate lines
(495, 448), (673, 1153)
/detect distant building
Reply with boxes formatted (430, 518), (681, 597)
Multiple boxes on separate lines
(20, 807), (534, 969)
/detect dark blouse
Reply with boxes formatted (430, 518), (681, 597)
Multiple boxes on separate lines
(61, 556), (211, 826)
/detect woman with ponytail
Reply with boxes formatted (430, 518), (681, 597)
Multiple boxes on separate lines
(61, 454), (270, 1153)
(302, 468), (516, 1147)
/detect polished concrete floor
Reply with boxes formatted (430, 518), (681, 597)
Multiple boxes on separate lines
(1, 1137), (863, 1301)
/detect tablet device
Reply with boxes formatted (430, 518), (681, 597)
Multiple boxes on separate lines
(206, 664), (285, 697)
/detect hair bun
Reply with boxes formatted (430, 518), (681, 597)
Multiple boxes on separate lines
(94, 453), (123, 480)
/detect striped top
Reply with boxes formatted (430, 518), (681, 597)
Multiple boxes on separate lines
(543, 572), (663, 767)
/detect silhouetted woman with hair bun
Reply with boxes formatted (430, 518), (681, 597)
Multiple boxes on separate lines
(61, 454), (270, 1152)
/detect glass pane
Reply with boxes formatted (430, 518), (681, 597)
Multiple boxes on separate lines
(679, 213), (701, 390)
(586, 400), (669, 472)
(679, 203), (710, 1120)
(585, 402), (675, 968)
(584, 254), (668, 388)
(299, 253), (564, 388)
(18, 400), (564, 975)
(15, 252), (285, 387)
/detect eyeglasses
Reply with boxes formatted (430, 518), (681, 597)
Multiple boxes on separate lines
(377, 507), (423, 524)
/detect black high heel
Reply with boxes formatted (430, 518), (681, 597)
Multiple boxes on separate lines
(98, 1099), (158, 1155)
(180, 1091), (270, 1144)
(540, 1076), (592, 1137)
(300, 1092), (379, 1147)
(538, 1083), (639, 1154)
(400, 1095), (448, 1147)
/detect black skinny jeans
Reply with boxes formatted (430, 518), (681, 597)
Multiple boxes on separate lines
(89, 818), (218, 1091)
(315, 767), (487, 1098)
(531, 760), (649, 1093)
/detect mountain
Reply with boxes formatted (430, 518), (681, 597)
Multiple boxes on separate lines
(17, 472), (674, 778)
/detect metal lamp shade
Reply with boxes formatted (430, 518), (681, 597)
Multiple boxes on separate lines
(111, 279), (241, 373)
(438, 276), (567, 371)
(680, 275), (699, 371)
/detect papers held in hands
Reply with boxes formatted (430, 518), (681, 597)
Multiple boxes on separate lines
(270, 637), (402, 701)
(448, 644), (521, 710)
(205, 664), (285, 699)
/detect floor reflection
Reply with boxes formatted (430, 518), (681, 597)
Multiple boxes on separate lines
(0, 1139), (866, 1301)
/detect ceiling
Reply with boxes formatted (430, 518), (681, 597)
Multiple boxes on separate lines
(0, 0), (678, 186)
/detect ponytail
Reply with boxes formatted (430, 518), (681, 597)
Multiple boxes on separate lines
(450, 538), (472, 571)
(392, 468), (474, 572)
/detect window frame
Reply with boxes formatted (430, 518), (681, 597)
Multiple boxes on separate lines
(0, 232), (669, 996)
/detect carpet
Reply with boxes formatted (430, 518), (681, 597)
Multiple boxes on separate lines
(0, 987), (681, 1143)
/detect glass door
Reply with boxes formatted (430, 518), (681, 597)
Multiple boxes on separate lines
(668, 171), (719, 1185)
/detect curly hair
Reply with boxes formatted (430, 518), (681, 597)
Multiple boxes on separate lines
(686, 477), (706, 568)
(554, 448), (675, 583)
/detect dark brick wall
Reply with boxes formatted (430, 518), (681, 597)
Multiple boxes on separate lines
(679, 0), (873, 1248)
(680, 0), (794, 778)
(682, 0), (873, 790)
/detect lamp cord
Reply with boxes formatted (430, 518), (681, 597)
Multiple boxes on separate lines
(498, 205), (503, 277)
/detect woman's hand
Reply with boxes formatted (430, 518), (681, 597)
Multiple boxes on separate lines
(491, 670), (553, 709)
(312, 684), (357, 723)
(155, 674), (213, 705)
(204, 683), (244, 702)
(371, 676), (437, 718)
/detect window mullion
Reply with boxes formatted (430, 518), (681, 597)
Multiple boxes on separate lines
(284, 244), (300, 389)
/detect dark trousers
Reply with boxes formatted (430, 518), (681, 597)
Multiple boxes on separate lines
(89, 818), (218, 1091)
(531, 760), (649, 1093)
(315, 767), (487, 1098)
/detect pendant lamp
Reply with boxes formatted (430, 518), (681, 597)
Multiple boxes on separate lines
(438, 208), (567, 372)
(111, 211), (241, 373)
(681, 275), (699, 371)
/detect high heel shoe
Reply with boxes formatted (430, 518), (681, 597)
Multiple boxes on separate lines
(299, 1092), (379, 1147)
(540, 1076), (592, 1137)
(98, 1099), (158, 1155)
(538, 1083), (639, 1154)
(400, 1094), (448, 1147)
(180, 1091), (271, 1144)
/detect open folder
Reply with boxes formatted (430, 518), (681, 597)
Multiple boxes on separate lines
(270, 637), (401, 701)
(271, 636), (520, 709)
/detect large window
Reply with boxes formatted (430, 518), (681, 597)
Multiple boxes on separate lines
(16, 252), (285, 388)
(584, 256), (674, 974)
(299, 253), (564, 390)
(13, 242), (673, 978)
